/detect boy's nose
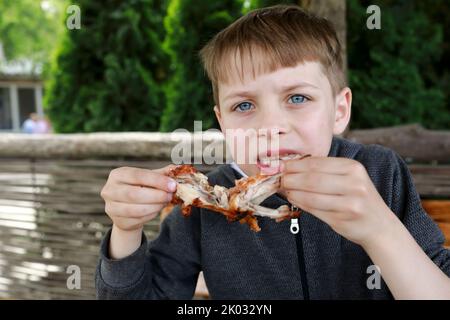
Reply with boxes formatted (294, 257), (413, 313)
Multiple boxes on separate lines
(258, 107), (289, 137)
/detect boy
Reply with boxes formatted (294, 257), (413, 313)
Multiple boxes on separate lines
(96, 5), (450, 299)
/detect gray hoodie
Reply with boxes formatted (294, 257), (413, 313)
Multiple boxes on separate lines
(95, 137), (450, 299)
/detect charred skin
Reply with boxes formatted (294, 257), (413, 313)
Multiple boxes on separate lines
(169, 165), (198, 176)
(164, 156), (310, 232)
(167, 191), (261, 231)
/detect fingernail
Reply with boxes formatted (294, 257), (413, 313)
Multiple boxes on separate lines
(168, 179), (177, 192)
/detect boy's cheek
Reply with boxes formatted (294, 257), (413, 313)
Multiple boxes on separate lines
(304, 136), (334, 158)
(294, 117), (335, 157)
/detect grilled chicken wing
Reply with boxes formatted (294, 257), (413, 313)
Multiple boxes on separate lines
(162, 154), (309, 232)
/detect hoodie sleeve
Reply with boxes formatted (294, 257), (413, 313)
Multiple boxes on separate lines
(95, 205), (201, 299)
(389, 151), (450, 277)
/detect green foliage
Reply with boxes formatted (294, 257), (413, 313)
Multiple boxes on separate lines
(45, 0), (169, 132)
(159, 0), (244, 132)
(348, 0), (450, 129)
(0, 0), (66, 65)
(245, 0), (297, 12)
(43, 0), (449, 132)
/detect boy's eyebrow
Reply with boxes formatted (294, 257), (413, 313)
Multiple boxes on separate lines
(222, 90), (257, 103)
(223, 81), (320, 103)
(278, 81), (320, 92)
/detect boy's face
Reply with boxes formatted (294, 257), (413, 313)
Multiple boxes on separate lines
(214, 60), (351, 177)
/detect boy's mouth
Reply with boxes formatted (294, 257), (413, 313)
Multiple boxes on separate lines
(257, 149), (302, 174)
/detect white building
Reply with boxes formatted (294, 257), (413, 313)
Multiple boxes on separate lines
(0, 43), (44, 132)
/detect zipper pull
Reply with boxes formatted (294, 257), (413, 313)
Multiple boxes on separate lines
(290, 204), (300, 234)
(290, 218), (299, 234)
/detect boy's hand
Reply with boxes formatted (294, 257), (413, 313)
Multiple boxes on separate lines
(280, 157), (397, 247)
(100, 165), (178, 232)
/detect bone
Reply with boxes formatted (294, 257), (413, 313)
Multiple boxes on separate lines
(164, 162), (307, 232)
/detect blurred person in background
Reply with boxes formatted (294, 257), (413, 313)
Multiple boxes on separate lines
(21, 113), (38, 134)
(35, 115), (52, 134)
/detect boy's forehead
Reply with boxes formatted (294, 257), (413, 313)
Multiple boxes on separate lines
(218, 60), (327, 99)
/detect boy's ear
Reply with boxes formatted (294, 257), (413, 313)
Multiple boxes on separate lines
(333, 87), (352, 135)
(214, 105), (223, 131)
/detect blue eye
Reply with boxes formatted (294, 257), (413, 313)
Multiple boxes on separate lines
(234, 102), (254, 112)
(288, 94), (308, 104)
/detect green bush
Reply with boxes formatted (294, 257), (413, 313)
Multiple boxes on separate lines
(159, 0), (243, 132)
(45, 0), (449, 132)
(45, 0), (169, 132)
(0, 0), (66, 64)
(348, 0), (450, 129)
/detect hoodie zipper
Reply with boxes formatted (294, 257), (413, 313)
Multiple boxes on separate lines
(290, 206), (310, 300)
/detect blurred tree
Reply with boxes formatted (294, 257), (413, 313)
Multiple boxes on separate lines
(243, 0), (294, 12)
(43, 0), (449, 132)
(414, 0), (450, 129)
(348, 0), (450, 129)
(45, 0), (169, 132)
(159, 0), (244, 132)
(0, 0), (66, 65)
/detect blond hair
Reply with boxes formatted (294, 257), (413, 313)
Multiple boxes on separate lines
(199, 4), (346, 105)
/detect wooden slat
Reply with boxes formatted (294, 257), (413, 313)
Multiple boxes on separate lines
(409, 165), (450, 197)
(422, 200), (450, 217)
(422, 200), (450, 247)
(346, 124), (450, 162)
(0, 158), (170, 299)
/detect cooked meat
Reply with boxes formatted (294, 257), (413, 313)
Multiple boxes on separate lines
(162, 154), (310, 232)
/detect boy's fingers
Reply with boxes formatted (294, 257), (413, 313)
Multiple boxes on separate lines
(282, 157), (360, 175)
(281, 172), (353, 195)
(112, 213), (159, 230)
(112, 166), (178, 192)
(286, 190), (344, 212)
(295, 202), (335, 226)
(295, 200), (356, 229)
(105, 201), (165, 219)
(102, 184), (173, 204)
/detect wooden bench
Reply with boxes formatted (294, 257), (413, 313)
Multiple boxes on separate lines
(422, 200), (450, 248)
